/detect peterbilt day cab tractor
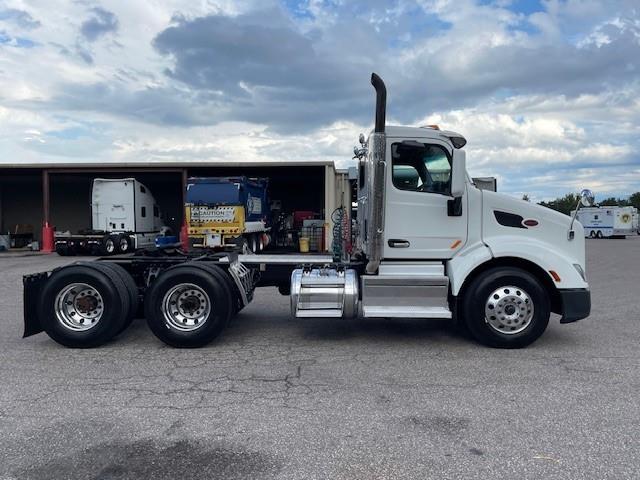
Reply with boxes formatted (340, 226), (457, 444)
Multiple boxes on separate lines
(22, 74), (592, 349)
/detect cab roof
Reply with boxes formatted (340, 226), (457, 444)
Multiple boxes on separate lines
(382, 125), (466, 148)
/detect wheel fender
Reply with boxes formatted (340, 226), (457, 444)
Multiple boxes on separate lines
(448, 237), (588, 295)
(447, 242), (493, 296)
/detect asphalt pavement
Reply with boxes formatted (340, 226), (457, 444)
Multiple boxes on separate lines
(0, 237), (638, 479)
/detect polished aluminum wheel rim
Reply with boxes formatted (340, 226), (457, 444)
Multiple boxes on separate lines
(105, 238), (115, 253)
(484, 285), (534, 335)
(161, 283), (211, 331)
(55, 283), (104, 331)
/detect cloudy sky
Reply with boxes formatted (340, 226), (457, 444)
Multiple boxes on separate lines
(0, 0), (638, 201)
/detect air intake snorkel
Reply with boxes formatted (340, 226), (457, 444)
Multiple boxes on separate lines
(365, 73), (387, 274)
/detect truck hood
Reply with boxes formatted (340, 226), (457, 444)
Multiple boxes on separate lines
(481, 190), (586, 271)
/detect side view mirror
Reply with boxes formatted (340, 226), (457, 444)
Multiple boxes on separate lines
(580, 189), (595, 207)
(568, 188), (596, 240)
(450, 149), (466, 198)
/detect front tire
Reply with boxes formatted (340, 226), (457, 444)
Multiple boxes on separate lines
(144, 264), (233, 347)
(460, 267), (550, 348)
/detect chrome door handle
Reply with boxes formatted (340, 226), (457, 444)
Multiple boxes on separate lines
(388, 239), (410, 248)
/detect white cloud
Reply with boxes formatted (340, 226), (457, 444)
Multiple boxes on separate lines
(0, 0), (637, 201)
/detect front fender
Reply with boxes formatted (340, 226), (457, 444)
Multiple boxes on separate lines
(447, 236), (588, 296)
(484, 236), (588, 289)
(447, 242), (492, 295)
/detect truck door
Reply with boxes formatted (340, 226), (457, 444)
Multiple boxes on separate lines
(383, 139), (468, 259)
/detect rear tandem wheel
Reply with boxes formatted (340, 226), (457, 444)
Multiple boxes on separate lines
(144, 263), (234, 348)
(37, 264), (131, 348)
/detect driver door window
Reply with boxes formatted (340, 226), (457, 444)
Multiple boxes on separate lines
(391, 143), (451, 195)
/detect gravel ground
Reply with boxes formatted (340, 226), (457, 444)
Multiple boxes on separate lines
(0, 237), (639, 479)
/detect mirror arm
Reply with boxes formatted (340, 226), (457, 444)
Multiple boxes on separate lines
(568, 189), (595, 240)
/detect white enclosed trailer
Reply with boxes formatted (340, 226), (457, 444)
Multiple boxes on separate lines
(54, 178), (166, 255)
(572, 206), (636, 238)
(24, 73), (592, 349)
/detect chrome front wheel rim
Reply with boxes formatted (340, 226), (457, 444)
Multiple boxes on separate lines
(54, 283), (104, 331)
(484, 285), (534, 335)
(161, 283), (211, 331)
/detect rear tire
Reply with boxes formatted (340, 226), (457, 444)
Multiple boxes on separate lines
(144, 264), (233, 348)
(596, 231), (603, 239)
(37, 264), (129, 348)
(55, 244), (69, 256)
(79, 261), (140, 333)
(460, 267), (550, 348)
(116, 234), (132, 254)
(589, 231), (596, 238)
(100, 235), (118, 255)
(189, 262), (241, 316)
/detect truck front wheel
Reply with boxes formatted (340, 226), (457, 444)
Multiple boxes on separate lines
(144, 265), (232, 347)
(460, 267), (550, 348)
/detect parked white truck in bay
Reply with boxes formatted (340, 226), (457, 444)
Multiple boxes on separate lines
(55, 178), (167, 255)
(571, 206), (638, 238)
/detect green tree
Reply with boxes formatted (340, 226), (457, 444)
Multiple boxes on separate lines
(539, 193), (581, 215)
(600, 197), (629, 206)
(627, 192), (640, 209)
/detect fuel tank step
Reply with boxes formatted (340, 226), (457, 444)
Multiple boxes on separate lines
(361, 265), (451, 319)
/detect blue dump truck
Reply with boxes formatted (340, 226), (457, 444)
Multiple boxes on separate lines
(185, 177), (271, 252)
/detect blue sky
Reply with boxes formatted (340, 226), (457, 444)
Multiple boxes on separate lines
(0, 0), (638, 201)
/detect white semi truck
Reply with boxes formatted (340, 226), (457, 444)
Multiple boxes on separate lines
(572, 206), (637, 238)
(54, 178), (166, 255)
(23, 74), (592, 349)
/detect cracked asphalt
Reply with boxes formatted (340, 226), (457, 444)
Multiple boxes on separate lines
(1, 237), (639, 479)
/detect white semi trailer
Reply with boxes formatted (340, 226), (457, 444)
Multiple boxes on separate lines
(572, 206), (637, 238)
(23, 74), (592, 349)
(54, 178), (166, 255)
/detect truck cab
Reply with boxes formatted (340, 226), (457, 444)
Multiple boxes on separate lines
(292, 74), (591, 348)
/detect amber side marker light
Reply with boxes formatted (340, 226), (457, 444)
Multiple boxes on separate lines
(549, 270), (561, 282)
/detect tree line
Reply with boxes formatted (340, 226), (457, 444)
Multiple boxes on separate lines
(522, 192), (640, 216)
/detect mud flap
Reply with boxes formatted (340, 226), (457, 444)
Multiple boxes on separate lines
(23, 272), (49, 337)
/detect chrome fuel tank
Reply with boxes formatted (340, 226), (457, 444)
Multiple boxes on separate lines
(290, 268), (358, 318)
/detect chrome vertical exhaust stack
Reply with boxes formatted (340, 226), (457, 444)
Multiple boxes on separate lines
(365, 73), (387, 274)
(371, 72), (386, 134)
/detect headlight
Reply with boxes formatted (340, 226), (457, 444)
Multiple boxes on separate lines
(573, 263), (586, 281)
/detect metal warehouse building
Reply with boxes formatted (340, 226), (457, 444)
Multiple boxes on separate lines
(0, 160), (351, 252)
